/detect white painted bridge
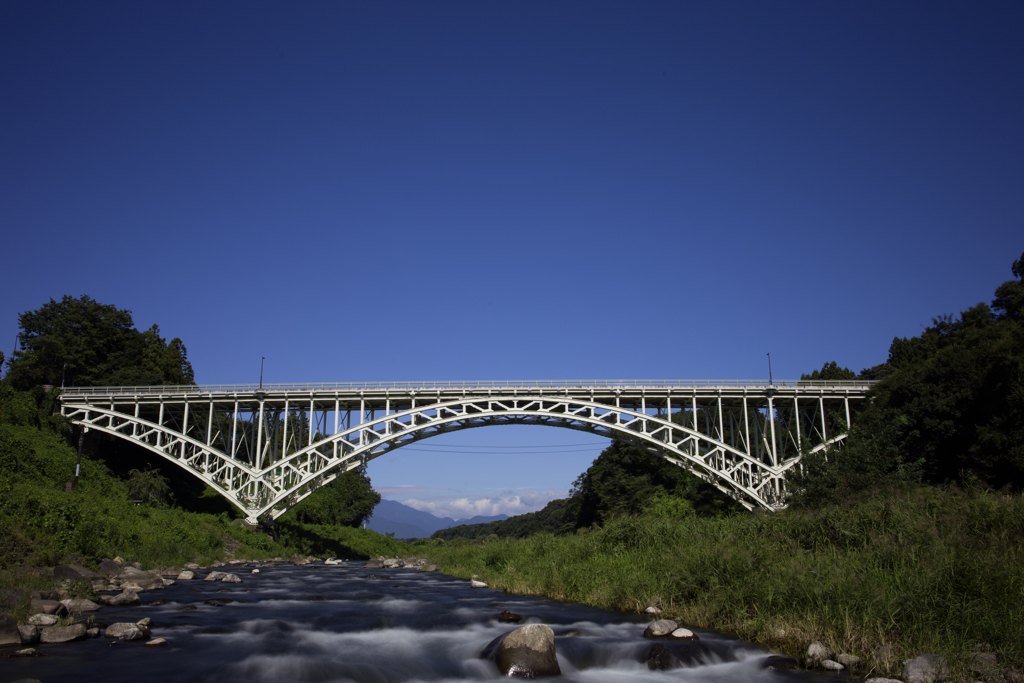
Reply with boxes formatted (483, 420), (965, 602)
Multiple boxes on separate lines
(59, 380), (872, 523)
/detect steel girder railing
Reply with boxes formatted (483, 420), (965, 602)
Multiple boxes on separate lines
(60, 382), (872, 522)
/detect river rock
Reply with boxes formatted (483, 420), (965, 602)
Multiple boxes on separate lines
(807, 640), (834, 663)
(903, 654), (949, 683)
(28, 614), (60, 626)
(643, 619), (678, 638)
(108, 590), (142, 606)
(87, 627), (100, 638)
(98, 559), (122, 578)
(383, 558), (402, 568)
(162, 579), (176, 586)
(11, 647), (44, 657)
(364, 559), (384, 568)
(494, 624), (561, 677)
(53, 564), (101, 581)
(837, 653), (862, 668)
(105, 622), (149, 640)
(251, 569), (260, 573)
(61, 598), (100, 612)
(645, 644), (680, 670)
(146, 637), (168, 647)
(0, 611), (20, 646)
(185, 563), (199, 569)
(290, 555), (309, 566)
(822, 659), (844, 671)
(498, 610), (523, 623)
(137, 617), (153, 628)
(162, 565), (182, 577)
(471, 580), (488, 588)
(117, 568), (165, 590)
(670, 628), (698, 640)
(40, 623), (88, 643)
(644, 606), (662, 614)
(30, 599), (67, 616)
(177, 570), (196, 580)
(211, 560), (225, 568)
(204, 571), (227, 581)
(18, 624), (40, 645)
(221, 573), (242, 583)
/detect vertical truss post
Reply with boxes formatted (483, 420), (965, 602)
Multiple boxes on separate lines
(133, 402), (139, 437)
(768, 395), (778, 467)
(819, 396), (827, 441)
(793, 395), (801, 455)
(334, 399), (340, 459)
(182, 400), (190, 460)
(743, 394), (750, 457)
(256, 399), (265, 470)
(282, 399), (289, 457)
(206, 398), (213, 446)
(157, 400), (164, 448)
(359, 398), (365, 446)
(308, 398), (314, 446)
(231, 400), (239, 460)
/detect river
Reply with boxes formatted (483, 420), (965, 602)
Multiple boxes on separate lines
(4, 560), (838, 683)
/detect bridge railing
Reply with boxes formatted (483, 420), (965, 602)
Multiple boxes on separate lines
(59, 379), (875, 396)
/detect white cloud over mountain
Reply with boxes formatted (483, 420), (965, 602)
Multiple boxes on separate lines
(396, 489), (567, 520)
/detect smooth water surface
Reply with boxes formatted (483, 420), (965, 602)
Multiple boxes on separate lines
(3, 561), (834, 683)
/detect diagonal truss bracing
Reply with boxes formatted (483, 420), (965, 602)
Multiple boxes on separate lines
(59, 380), (872, 523)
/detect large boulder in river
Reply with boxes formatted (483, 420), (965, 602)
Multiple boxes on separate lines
(364, 559), (384, 569)
(0, 611), (20, 647)
(61, 598), (100, 613)
(117, 567), (164, 590)
(18, 624), (40, 645)
(177, 570), (196, 580)
(108, 590), (142, 606)
(204, 571), (227, 582)
(643, 620), (678, 638)
(29, 599), (67, 616)
(105, 622), (149, 641)
(494, 624), (561, 678)
(40, 623), (88, 644)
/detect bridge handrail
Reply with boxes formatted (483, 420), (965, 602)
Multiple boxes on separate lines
(59, 379), (876, 396)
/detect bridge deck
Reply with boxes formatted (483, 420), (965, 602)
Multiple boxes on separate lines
(60, 379), (874, 400)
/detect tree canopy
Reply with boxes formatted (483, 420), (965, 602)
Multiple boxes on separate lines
(4, 295), (194, 389)
(788, 250), (1024, 504)
(284, 465), (381, 528)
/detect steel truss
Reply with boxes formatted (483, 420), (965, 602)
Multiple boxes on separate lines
(59, 381), (871, 523)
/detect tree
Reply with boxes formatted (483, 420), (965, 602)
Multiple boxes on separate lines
(788, 251), (1024, 502)
(993, 250), (1024, 320)
(801, 361), (856, 381)
(285, 464), (381, 527)
(570, 440), (739, 528)
(4, 296), (194, 389)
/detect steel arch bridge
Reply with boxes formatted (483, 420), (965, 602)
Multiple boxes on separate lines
(59, 380), (872, 523)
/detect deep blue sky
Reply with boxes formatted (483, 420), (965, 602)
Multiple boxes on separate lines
(2, 2), (1022, 517)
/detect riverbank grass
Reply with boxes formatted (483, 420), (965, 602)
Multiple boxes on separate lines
(426, 486), (1023, 681)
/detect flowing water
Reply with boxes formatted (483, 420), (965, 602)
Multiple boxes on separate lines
(4, 561), (838, 683)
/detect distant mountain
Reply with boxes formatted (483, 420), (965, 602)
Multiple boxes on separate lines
(366, 499), (508, 539)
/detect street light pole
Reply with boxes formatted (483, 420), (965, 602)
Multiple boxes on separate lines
(767, 353), (774, 386)
(259, 356), (265, 390)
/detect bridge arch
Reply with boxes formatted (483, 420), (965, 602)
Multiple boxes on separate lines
(60, 381), (868, 523)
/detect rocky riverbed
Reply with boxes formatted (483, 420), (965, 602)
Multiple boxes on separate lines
(0, 558), (895, 683)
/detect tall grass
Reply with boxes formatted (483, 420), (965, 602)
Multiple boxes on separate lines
(426, 486), (1024, 680)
